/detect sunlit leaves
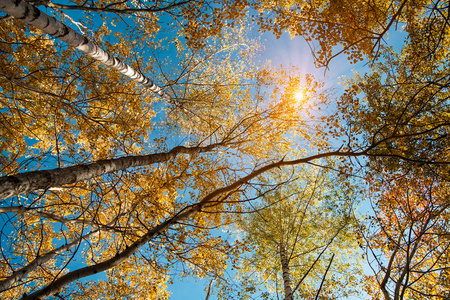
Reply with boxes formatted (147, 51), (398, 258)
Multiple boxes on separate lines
(364, 171), (450, 299)
(1, 0), (450, 297)
(225, 164), (364, 299)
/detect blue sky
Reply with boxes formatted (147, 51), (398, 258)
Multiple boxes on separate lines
(166, 30), (358, 299)
(165, 22), (409, 299)
(0, 1), (410, 298)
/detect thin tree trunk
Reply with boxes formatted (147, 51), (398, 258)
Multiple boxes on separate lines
(280, 243), (294, 300)
(0, 228), (101, 292)
(0, 144), (218, 199)
(314, 253), (335, 300)
(0, 0), (170, 101)
(379, 247), (397, 300)
(44, 0), (192, 14)
(204, 278), (215, 300)
(20, 152), (352, 299)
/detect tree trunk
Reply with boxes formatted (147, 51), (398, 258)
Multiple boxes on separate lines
(0, 228), (100, 292)
(0, 0), (170, 100)
(280, 243), (294, 300)
(21, 199), (200, 300)
(0, 144), (217, 199)
(15, 150), (360, 299)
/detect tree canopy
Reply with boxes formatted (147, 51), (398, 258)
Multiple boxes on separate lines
(221, 164), (364, 300)
(0, 0), (449, 298)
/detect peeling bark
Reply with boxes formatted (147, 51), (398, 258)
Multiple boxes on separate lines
(0, 144), (217, 199)
(0, 0), (170, 100)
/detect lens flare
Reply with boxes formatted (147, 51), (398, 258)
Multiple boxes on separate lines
(294, 90), (306, 102)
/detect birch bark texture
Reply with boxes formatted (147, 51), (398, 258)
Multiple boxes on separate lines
(280, 243), (294, 300)
(0, 0), (170, 100)
(0, 144), (217, 199)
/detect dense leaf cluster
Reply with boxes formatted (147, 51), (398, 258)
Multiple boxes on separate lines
(0, 0), (449, 298)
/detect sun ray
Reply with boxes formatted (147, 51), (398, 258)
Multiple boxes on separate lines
(294, 89), (306, 102)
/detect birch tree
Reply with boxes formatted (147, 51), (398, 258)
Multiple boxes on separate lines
(218, 164), (364, 300)
(0, 142), (225, 199)
(0, 0), (169, 99)
(1, 0), (450, 298)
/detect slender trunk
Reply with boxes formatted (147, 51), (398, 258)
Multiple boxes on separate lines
(0, 228), (100, 292)
(0, 0), (170, 100)
(280, 243), (294, 300)
(204, 278), (215, 300)
(44, 0), (191, 14)
(380, 247), (397, 300)
(314, 253), (335, 300)
(0, 144), (217, 199)
(21, 202), (200, 300)
(393, 217), (431, 300)
(20, 152), (349, 299)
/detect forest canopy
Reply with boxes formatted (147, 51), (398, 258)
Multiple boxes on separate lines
(0, 0), (449, 299)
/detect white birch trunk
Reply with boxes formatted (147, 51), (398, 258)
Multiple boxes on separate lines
(21, 199), (200, 300)
(13, 152), (349, 298)
(0, 228), (100, 292)
(280, 243), (294, 300)
(0, 144), (216, 199)
(0, 0), (170, 100)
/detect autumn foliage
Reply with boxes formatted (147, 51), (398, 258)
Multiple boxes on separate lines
(0, 0), (449, 298)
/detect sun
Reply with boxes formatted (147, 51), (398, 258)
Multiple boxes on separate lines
(294, 89), (306, 102)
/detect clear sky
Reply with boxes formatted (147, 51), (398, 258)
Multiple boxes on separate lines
(0, 1), (408, 298)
